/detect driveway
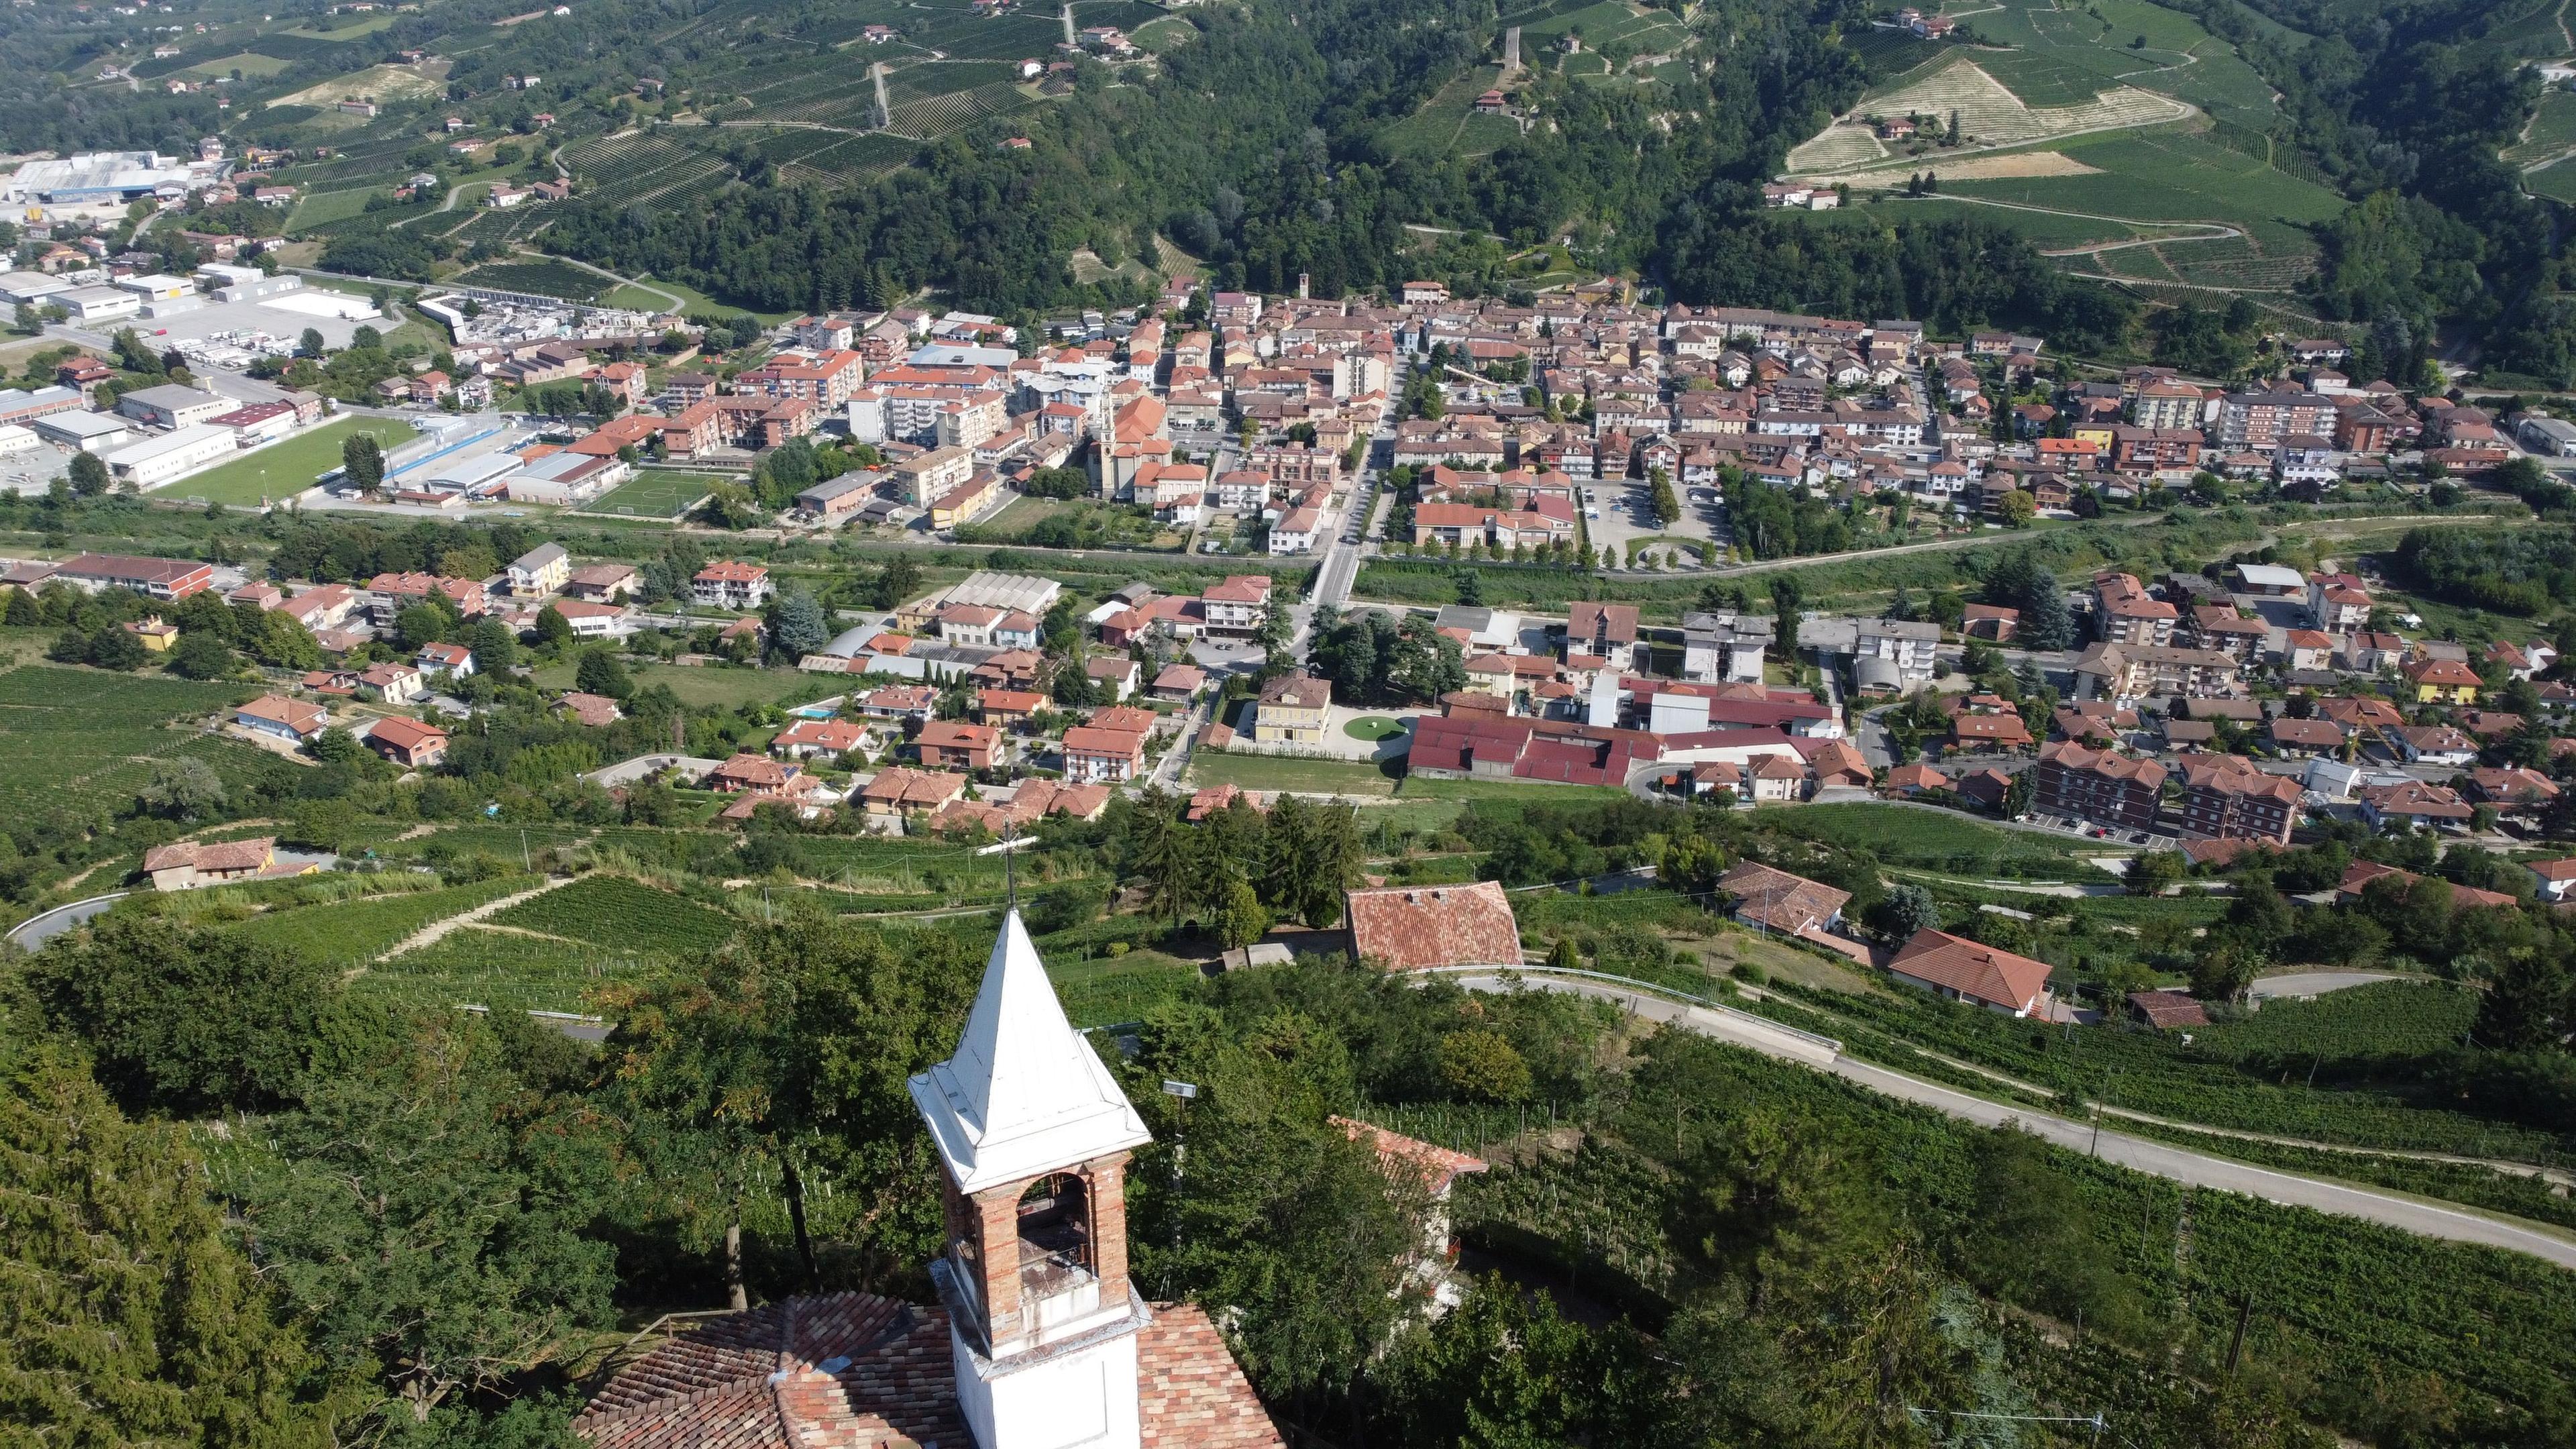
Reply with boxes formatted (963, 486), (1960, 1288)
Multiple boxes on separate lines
(1458, 971), (2576, 1270)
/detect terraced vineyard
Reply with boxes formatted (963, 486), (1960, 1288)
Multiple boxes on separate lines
(229, 873), (541, 967)
(485, 873), (740, 952)
(888, 80), (1033, 138)
(0, 666), (260, 822)
(559, 131), (737, 209)
(455, 258), (608, 300)
(362, 923), (645, 1015)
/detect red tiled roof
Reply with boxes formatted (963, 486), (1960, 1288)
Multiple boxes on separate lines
(1716, 860), (1849, 934)
(1346, 881), (1521, 971)
(1331, 1116), (1489, 1195)
(2337, 859), (2518, 908)
(575, 1291), (962, 1449)
(368, 715), (445, 752)
(2128, 989), (2209, 1028)
(775, 718), (865, 753)
(706, 753), (792, 790)
(1887, 928), (2053, 1014)
(1136, 1303), (1288, 1448)
(142, 837), (273, 874)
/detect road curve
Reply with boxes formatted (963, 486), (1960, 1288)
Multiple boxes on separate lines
(1454, 971), (2576, 1271)
(7, 891), (129, 952)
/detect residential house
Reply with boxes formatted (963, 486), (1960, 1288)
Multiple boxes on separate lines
(1252, 672), (1332, 744)
(1061, 724), (1146, 784)
(140, 837), (310, 892)
(772, 717), (867, 760)
(233, 694), (327, 743)
(2357, 780), (2477, 831)
(366, 715), (447, 769)
(416, 641), (474, 677)
(1715, 861), (1850, 942)
(358, 663), (425, 704)
(692, 560), (773, 610)
(917, 720), (999, 771)
(2401, 655), (2482, 705)
(506, 542), (571, 598)
(1887, 928), (2055, 1017)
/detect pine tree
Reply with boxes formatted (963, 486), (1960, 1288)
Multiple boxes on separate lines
(0, 1050), (330, 1448)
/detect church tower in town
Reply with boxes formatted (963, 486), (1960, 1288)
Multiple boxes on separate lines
(908, 908), (1155, 1449)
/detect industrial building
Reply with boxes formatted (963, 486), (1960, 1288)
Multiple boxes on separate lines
(2, 151), (199, 205)
(106, 423), (239, 488)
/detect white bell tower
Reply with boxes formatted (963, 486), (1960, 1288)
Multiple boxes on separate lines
(908, 909), (1154, 1449)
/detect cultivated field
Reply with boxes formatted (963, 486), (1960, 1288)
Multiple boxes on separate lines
(1183, 751), (1398, 796)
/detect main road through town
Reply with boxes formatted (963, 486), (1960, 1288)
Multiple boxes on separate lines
(1450, 971), (2576, 1271)
(1286, 423), (1393, 658)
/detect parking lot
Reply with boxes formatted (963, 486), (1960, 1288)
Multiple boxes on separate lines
(1579, 476), (1729, 566)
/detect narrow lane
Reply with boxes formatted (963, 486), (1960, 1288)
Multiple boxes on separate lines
(1451, 971), (2576, 1271)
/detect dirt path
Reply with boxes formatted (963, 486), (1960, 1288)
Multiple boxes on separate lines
(375, 876), (569, 962)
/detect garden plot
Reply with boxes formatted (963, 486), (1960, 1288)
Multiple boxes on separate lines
(1784, 54), (2190, 180)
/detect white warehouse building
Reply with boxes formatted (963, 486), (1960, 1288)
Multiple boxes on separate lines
(105, 423), (240, 488)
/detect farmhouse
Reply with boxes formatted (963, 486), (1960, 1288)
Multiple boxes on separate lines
(1344, 881), (1523, 972)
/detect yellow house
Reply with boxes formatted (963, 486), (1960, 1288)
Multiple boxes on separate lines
(926, 470), (1001, 530)
(1253, 671), (1332, 744)
(2401, 655), (2481, 705)
(125, 615), (178, 652)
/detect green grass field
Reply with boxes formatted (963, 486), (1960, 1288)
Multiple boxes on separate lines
(1343, 716), (1405, 741)
(1856, 195), (2183, 248)
(2506, 89), (2576, 167)
(1393, 775), (1633, 808)
(529, 660), (810, 709)
(1957, 0), (2276, 122)
(1130, 15), (1196, 52)
(286, 186), (381, 230)
(485, 873), (740, 951)
(358, 922), (644, 1015)
(1185, 751), (1399, 796)
(163, 415), (420, 506)
(1377, 64), (1513, 160)
(584, 471), (727, 519)
(1759, 802), (2108, 879)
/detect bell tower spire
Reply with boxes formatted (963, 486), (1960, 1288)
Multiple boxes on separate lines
(909, 908), (1152, 1449)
